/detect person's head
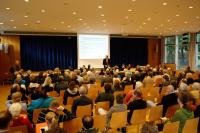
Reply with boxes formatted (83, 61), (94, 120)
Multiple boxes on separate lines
(12, 83), (20, 91)
(179, 82), (188, 91)
(0, 111), (11, 130)
(167, 85), (174, 94)
(104, 83), (112, 93)
(134, 88), (142, 98)
(116, 94), (124, 104)
(178, 91), (194, 110)
(192, 82), (200, 90)
(45, 112), (58, 130)
(9, 103), (22, 118)
(40, 86), (48, 98)
(106, 55), (108, 59)
(69, 81), (76, 90)
(50, 100), (60, 111)
(12, 92), (22, 103)
(44, 76), (52, 85)
(82, 115), (94, 129)
(135, 81), (143, 90)
(79, 86), (87, 96)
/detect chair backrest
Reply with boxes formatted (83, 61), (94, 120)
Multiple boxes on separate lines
(47, 91), (58, 97)
(165, 104), (180, 118)
(63, 117), (82, 133)
(9, 125), (28, 133)
(149, 105), (163, 122)
(76, 104), (92, 118)
(114, 91), (124, 98)
(131, 109), (147, 125)
(67, 96), (79, 105)
(87, 92), (98, 102)
(60, 90), (65, 98)
(182, 117), (199, 133)
(124, 85), (133, 96)
(93, 115), (106, 130)
(33, 108), (47, 124)
(110, 111), (127, 129)
(35, 122), (47, 133)
(162, 121), (179, 133)
(95, 101), (110, 115)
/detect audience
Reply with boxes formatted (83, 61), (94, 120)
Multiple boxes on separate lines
(141, 122), (159, 133)
(72, 86), (93, 116)
(0, 111), (11, 133)
(78, 115), (101, 133)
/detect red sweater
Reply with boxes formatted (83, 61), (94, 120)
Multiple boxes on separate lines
(10, 114), (33, 133)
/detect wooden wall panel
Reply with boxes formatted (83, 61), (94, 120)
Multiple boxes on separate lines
(148, 39), (161, 67)
(0, 35), (20, 80)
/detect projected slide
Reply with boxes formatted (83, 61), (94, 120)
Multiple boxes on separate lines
(78, 34), (109, 68)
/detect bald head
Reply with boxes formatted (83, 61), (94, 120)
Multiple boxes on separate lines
(167, 85), (174, 94)
(82, 115), (94, 129)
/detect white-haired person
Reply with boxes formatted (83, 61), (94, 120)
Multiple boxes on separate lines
(6, 91), (27, 112)
(9, 103), (34, 133)
(42, 76), (54, 92)
(71, 86), (93, 117)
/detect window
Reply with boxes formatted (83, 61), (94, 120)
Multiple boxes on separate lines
(164, 36), (176, 64)
(196, 33), (200, 69)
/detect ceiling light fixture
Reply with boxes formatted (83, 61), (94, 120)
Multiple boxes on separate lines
(132, 0), (136, 2)
(102, 20), (106, 23)
(188, 6), (193, 9)
(24, 23), (28, 26)
(184, 21), (188, 24)
(67, 25), (71, 28)
(72, 11), (76, 15)
(147, 17), (151, 21)
(24, 15), (28, 18)
(60, 21), (64, 24)
(196, 16), (199, 19)
(6, 7), (10, 10)
(41, 9), (46, 13)
(101, 14), (105, 17)
(176, 14), (180, 17)
(79, 18), (83, 21)
(36, 20), (41, 24)
(167, 19), (171, 22)
(125, 16), (129, 19)
(98, 5), (103, 9)
(24, 0), (29, 2)
(162, 2), (167, 5)
(0, 22), (4, 25)
(128, 9), (132, 12)
(10, 19), (14, 22)
(143, 22), (146, 25)
(13, 26), (17, 29)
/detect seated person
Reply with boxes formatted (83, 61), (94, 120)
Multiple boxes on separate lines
(127, 89), (147, 124)
(106, 94), (127, 129)
(9, 103), (34, 133)
(72, 86), (93, 117)
(27, 87), (54, 121)
(63, 81), (79, 105)
(141, 122), (159, 133)
(6, 91), (27, 112)
(43, 112), (66, 133)
(95, 83), (114, 108)
(113, 80), (123, 92)
(37, 100), (74, 123)
(158, 85), (178, 117)
(42, 76), (54, 92)
(78, 115), (101, 133)
(0, 111), (11, 133)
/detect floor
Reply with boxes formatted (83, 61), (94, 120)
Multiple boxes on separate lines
(0, 85), (11, 111)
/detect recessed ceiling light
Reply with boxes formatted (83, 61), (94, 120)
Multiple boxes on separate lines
(101, 14), (105, 17)
(24, 0), (29, 2)
(13, 26), (16, 29)
(147, 17), (151, 21)
(143, 22), (146, 25)
(188, 6), (193, 9)
(98, 5), (103, 9)
(72, 11), (76, 15)
(60, 21), (64, 24)
(0, 22), (4, 25)
(24, 15), (28, 18)
(128, 9), (132, 12)
(167, 19), (171, 22)
(41, 9), (46, 13)
(176, 14), (180, 17)
(196, 16), (199, 19)
(36, 20), (41, 24)
(184, 21), (188, 24)
(102, 19), (106, 23)
(162, 2), (167, 6)
(24, 23), (28, 26)
(10, 19), (14, 22)
(79, 18), (83, 21)
(6, 7), (10, 10)
(67, 25), (71, 28)
(125, 16), (129, 19)
(132, 0), (136, 2)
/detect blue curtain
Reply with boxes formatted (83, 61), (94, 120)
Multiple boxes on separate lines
(110, 37), (148, 67)
(20, 36), (77, 71)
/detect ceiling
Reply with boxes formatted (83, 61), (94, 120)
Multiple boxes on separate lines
(0, 0), (200, 36)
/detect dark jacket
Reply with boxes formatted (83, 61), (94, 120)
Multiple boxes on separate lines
(95, 92), (114, 107)
(159, 92), (178, 116)
(77, 128), (101, 133)
(72, 95), (93, 116)
(127, 99), (147, 124)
